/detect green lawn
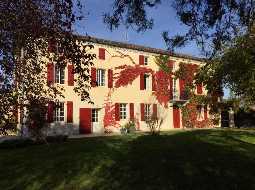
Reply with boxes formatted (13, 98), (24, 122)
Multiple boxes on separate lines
(1, 129), (255, 190)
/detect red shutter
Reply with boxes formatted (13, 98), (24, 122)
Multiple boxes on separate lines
(67, 101), (73, 123)
(169, 76), (173, 100)
(68, 64), (74, 86)
(140, 73), (144, 90)
(130, 103), (134, 120)
(91, 67), (97, 87)
(139, 55), (144, 65)
(152, 74), (156, 91)
(47, 63), (54, 86)
(47, 101), (54, 123)
(115, 103), (120, 121)
(197, 83), (203, 94)
(99, 48), (105, 60)
(108, 69), (113, 88)
(179, 79), (185, 99)
(153, 104), (157, 118)
(204, 105), (208, 120)
(140, 103), (145, 121)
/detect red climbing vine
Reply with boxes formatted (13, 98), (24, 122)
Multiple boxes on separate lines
(114, 64), (154, 88)
(103, 91), (120, 133)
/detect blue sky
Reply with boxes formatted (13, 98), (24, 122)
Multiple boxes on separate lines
(74, 0), (200, 57)
(74, 0), (229, 97)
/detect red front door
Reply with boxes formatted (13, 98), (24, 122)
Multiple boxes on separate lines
(80, 108), (92, 134)
(173, 106), (180, 128)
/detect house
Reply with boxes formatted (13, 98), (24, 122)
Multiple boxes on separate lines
(22, 36), (216, 136)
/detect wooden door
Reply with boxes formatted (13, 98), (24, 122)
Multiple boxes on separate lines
(173, 106), (180, 128)
(80, 108), (92, 134)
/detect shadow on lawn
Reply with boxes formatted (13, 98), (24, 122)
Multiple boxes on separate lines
(1, 130), (255, 190)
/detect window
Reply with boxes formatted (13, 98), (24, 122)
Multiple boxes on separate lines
(173, 79), (178, 99)
(144, 104), (151, 120)
(144, 56), (148, 65)
(96, 69), (105, 86)
(144, 74), (150, 90)
(92, 109), (99, 122)
(196, 105), (204, 121)
(54, 102), (64, 122)
(120, 103), (127, 119)
(55, 65), (65, 84)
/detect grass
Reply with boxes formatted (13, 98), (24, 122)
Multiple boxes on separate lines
(1, 129), (255, 190)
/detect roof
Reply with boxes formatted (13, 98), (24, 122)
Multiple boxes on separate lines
(76, 35), (204, 62)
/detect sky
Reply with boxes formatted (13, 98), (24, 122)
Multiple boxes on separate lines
(74, 0), (229, 97)
(74, 0), (200, 57)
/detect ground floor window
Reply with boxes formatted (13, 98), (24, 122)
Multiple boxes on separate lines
(196, 105), (204, 121)
(144, 104), (151, 120)
(54, 102), (64, 122)
(92, 109), (99, 122)
(120, 103), (127, 119)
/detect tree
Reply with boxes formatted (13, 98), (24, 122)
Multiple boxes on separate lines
(104, 0), (255, 105)
(0, 0), (95, 135)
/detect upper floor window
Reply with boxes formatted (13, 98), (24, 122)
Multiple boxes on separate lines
(120, 103), (127, 119)
(144, 74), (151, 90)
(54, 102), (64, 122)
(144, 104), (151, 120)
(92, 109), (99, 122)
(96, 69), (105, 86)
(144, 56), (148, 65)
(173, 79), (178, 99)
(55, 65), (65, 84)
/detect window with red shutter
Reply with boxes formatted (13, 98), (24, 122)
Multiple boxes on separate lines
(68, 64), (74, 86)
(91, 67), (97, 87)
(179, 79), (186, 99)
(48, 39), (56, 53)
(115, 103), (120, 121)
(99, 48), (105, 60)
(140, 103), (145, 121)
(47, 63), (54, 86)
(130, 103), (134, 120)
(67, 101), (73, 123)
(169, 77), (173, 99)
(108, 69), (113, 88)
(139, 55), (144, 65)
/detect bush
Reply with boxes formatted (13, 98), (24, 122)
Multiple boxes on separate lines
(146, 115), (163, 135)
(120, 120), (136, 134)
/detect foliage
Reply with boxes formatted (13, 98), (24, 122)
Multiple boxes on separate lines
(145, 114), (163, 135)
(114, 64), (154, 88)
(103, 91), (120, 133)
(0, 0), (96, 134)
(120, 120), (136, 134)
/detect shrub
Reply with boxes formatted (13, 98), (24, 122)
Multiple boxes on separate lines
(145, 115), (163, 135)
(120, 120), (136, 134)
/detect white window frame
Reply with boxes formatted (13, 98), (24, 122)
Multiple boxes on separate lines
(173, 78), (178, 99)
(144, 56), (149, 65)
(144, 104), (151, 120)
(144, 74), (151, 90)
(55, 65), (65, 84)
(92, 109), (99, 122)
(54, 102), (65, 122)
(120, 103), (127, 120)
(96, 69), (105, 86)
